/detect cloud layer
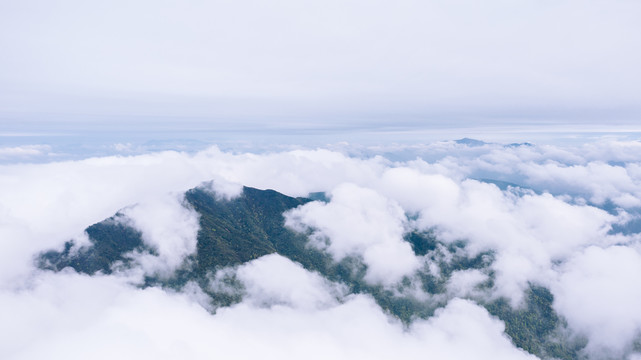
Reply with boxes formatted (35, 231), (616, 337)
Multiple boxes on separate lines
(0, 267), (536, 360)
(2, 140), (641, 359)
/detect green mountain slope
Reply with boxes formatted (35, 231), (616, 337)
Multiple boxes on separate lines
(37, 184), (581, 360)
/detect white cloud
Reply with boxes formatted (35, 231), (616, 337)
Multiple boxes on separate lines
(0, 269), (536, 360)
(285, 183), (419, 285)
(582, 141), (641, 163)
(198, 179), (244, 201)
(0, 151), (213, 285)
(377, 167), (462, 214)
(519, 161), (641, 207)
(0, 145), (51, 158)
(112, 143), (133, 152)
(194, 148), (388, 197)
(447, 269), (490, 299)
(411, 298), (538, 360)
(234, 254), (347, 310)
(372, 163), (620, 303)
(119, 192), (200, 277)
(373, 140), (641, 211)
(553, 245), (641, 355)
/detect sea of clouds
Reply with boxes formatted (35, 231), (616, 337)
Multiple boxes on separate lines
(2, 139), (641, 359)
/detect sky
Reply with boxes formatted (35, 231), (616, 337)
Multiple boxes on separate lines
(1, 0), (641, 145)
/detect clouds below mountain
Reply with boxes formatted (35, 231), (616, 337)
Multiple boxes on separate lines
(1, 140), (641, 359)
(554, 245), (641, 356)
(0, 262), (537, 360)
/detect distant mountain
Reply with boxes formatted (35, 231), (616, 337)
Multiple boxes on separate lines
(453, 138), (535, 148)
(38, 183), (583, 360)
(454, 138), (488, 146)
(506, 142), (534, 148)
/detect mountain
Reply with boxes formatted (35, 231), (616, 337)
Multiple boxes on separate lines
(38, 183), (583, 360)
(454, 138), (488, 146)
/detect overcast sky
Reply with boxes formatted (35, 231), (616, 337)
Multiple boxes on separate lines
(1, 0), (641, 136)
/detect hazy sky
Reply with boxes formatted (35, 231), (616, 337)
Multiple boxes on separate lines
(1, 0), (641, 135)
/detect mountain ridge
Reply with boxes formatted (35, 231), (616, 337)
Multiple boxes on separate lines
(38, 182), (581, 360)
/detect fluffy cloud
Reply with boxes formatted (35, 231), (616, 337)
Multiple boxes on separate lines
(519, 161), (641, 207)
(0, 147), (381, 284)
(374, 165), (619, 303)
(446, 269), (490, 299)
(233, 254), (347, 310)
(285, 183), (419, 285)
(119, 192), (201, 277)
(367, 140), (641, 210)
(0, 266), (536, 360)
(0, 145), (51, 159)
(553, 245), (641, 355)
(193, 148), (388, 197)
(0, 151), (211, 285)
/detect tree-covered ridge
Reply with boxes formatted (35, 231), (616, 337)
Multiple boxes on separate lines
(38, 184), (582, 360)
(187, 186), (317, 274)
(39, 214), (149, 274)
